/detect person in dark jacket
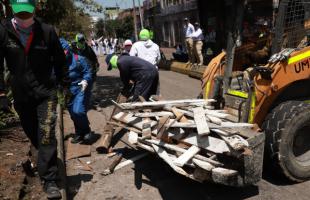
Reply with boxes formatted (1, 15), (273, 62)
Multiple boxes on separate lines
(0, 1), (68, 199)
(60, 38), (93, 144)
(106, 54), (158, 101)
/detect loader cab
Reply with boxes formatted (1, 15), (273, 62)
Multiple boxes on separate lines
(201, 0), (310, 183)
(203, 0), (310, 123)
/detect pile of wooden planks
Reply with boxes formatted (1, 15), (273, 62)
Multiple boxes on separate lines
(108, 98), (258, 183)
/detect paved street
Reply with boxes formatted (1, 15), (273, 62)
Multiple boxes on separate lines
(64, 59), (310, 200)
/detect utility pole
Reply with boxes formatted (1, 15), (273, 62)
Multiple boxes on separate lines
(132, 0), (138, 41)
(137, 0), (144, 29)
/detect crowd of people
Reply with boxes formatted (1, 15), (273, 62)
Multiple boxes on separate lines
(91, 37), (119, 55)
(0, 1), (161, 199)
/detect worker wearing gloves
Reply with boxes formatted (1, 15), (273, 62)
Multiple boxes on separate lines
(60, 38), (93, 144)
(130, 29), (161, 67)
(106, 54), (159, 102)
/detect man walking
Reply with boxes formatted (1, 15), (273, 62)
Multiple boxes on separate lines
(183, 18), (195, 65)
(192, 22), (204, 66)
(0, 0), (68, 198)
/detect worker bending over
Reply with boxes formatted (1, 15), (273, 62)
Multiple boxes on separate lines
(106, 54), (158, 101)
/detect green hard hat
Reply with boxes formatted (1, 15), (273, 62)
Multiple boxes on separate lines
(139, 29), (150, 40)
(10, 0), (36, 14)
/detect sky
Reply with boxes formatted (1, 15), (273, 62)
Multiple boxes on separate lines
(95, 0), (135, 9)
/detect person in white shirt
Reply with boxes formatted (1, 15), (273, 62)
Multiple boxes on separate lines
(130, 29), (161, 95)
(130, 29), (161, 67)
(192, 22), (204, 66)
(103, 38), (109, 54)
(183, 18), (195, 65)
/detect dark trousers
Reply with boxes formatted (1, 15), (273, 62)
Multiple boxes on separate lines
(133, 71), (159, 101)
(14, 94), (58, 182)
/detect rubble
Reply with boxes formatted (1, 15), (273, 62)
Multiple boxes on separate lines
(105, 98), (263, 186)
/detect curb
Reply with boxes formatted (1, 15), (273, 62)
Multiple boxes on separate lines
(167, 60), (205, 79)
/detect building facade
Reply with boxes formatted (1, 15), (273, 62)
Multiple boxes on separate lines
(104, 7), (122, 20)
(144, 0), (199, 47)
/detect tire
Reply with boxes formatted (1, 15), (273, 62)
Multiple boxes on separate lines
(262, 101), (310, 182)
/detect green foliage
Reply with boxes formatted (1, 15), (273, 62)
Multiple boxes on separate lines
(95, 18), (105, 37)
(35, 0), (94, 39)
(95, 16), (134, 39)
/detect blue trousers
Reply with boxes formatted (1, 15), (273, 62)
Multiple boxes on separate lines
(68, 90), (91, 136)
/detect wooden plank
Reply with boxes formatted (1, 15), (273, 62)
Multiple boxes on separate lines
(206, 115), (222, 125)
(164, 107), (194, 118)
(113, 112), (157, 130)
(212, 167), (238, 176)
(182, 133), (230, 154)
(193, 107), (210, 135)
(106, 121), (142, 134)
(212, 129), (249, 150)
(114, 153), (148, 171)
(151, 144), (193, 179)
(141, 123), (152, 140)
(205, 109), (230, 119)
(101, 153), (148, 176)
(171, 107), (188, 122)
(55, 104), (67, 200)
(174, 145), (201, 167)
(96, 93), (127, 152)
(143, 139), (223, 166)
(118, 99), (214, 110)
(134, 111), (174, 118)
(156, 116), (170, 139)
(168, 121), (254, 129)
(128, 131), (138, 144)
(192, 159), (215, 171)
(66, 138), (91, 160)
(168, 128), (187, 141)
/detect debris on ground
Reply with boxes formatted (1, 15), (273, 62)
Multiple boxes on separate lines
(104, 98), (264, 186)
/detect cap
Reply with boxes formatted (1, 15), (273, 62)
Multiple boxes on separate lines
(124, 39), (132, 46)
(194, 22), (200, 26)
(75, 33), (86, 42)
(10, 0), (35, 14)
(184, 17), (189, 21)
(139, 29), (150, 41)
(105, 54), (118, 70)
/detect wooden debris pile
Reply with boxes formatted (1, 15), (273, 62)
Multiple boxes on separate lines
(109, 99), (260, 184)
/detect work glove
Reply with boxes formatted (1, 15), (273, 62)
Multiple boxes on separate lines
(0, 94), (10, 111)
(78, 80), (88, 92)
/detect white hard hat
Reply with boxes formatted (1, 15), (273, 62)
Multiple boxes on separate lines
(124, 39), (132, 46)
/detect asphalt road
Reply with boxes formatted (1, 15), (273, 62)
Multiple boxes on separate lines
(64, 62), (310, 200)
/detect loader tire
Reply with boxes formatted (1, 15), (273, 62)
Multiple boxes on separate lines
(262, 101), (310, 182)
